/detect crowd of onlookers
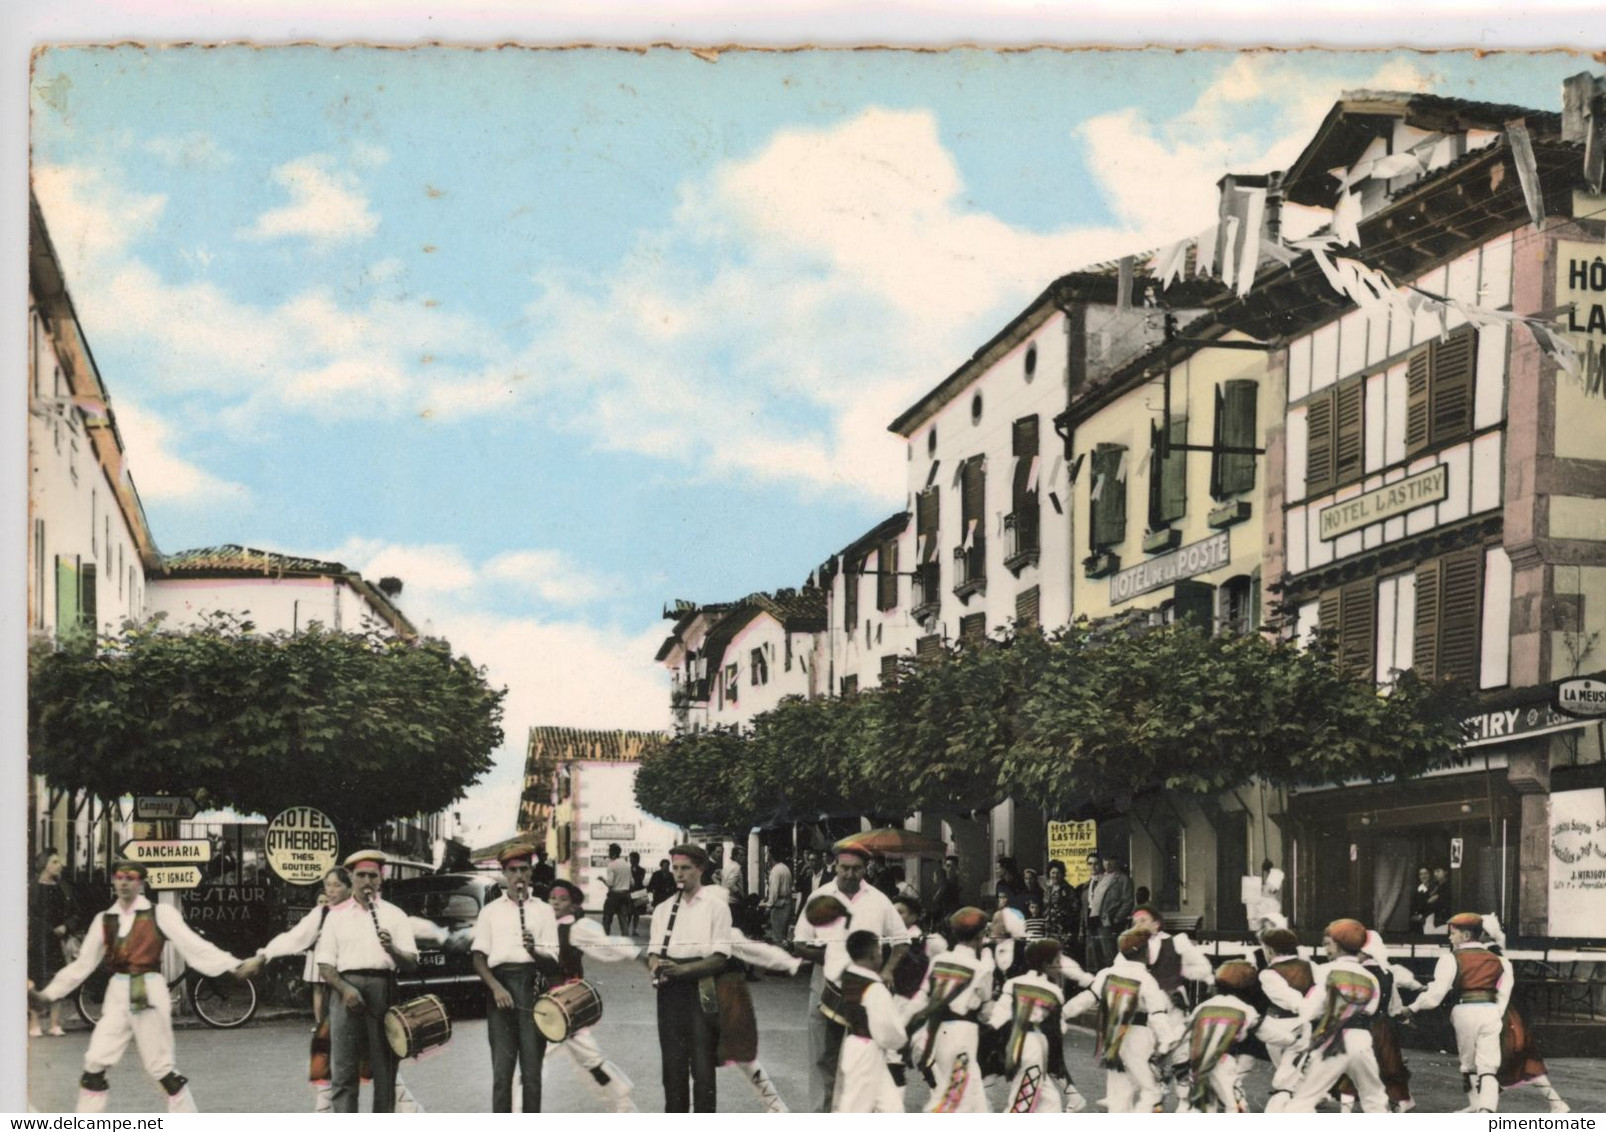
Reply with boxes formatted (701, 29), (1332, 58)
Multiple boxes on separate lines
(1409, 864), (1453, 934)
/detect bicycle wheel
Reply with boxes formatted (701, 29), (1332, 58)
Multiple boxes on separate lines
(74, 970), (109, 1027)
(189, 974), (257, 1028)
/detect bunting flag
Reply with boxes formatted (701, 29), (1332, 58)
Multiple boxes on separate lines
(1194, 224), (1218, 279)
(1505, 119), (1546, 230)
(1048, 491), (1063, 515)
(1370, 150), (1426, 180)
(1114, 451), (1128, 482)
(1219, 215), (1241, 290)
(1046, 453), (1063, 488)
(1025, 454), (1041, 494)
(1089, 473), (1104, 502)
(960, 518), (977, 551)
(1116, 255), (1135, 312)
(1332, 190), (1363, 247)
(1153, 239), (1189, 290)
(1235, 188), (1266, 297)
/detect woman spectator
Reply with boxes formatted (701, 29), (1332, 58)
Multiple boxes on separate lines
(627, 851), (647, 935)
(995, 856), (1024, 911)
(1041, 860), (1077, 942)
(1408, 867), (1432, 933)
(28, 849), (72, 1037)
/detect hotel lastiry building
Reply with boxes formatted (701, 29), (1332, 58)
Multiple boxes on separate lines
(654, 74), (1606, 971)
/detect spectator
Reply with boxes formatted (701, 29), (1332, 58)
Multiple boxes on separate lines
(627, 851), (647, 935)
(1134, 885), (1151, 908)
(995, 856), (1023, 911)
(1422, 866), (1449, 934)
(1041, 860), (1077, 942)
(763, 849), (794, 944)
(932, 854), (963, 930)
(702, 843), (724, 888)
(1020, 866), (1045, 909)
(647, 858), (677, 907)
(1023, 898), (1048, 941)
(601, 843), (634, 935)
(888, 865), (917, 904)
(796, 850), (830, 908)
(1085, 857), (1134, 972)
(28, 849), (72, 1037)
(532, 845), (556, 897)
(1409, 866), (1432, 933)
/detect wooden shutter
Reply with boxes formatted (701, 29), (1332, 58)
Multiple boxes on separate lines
(1404, 347), (1431, 458)
(961, 457), (986, 581)
(1430, 327), (1476, 448)
(1092, 444), (1127, 548)
(877, 539), (899, 610)
(843, 559), (859, 632)
(1333, 379), (1365, 486)
(1148, 420), (1165, 530)
(1319, 587), (1341, 651)
(880, 654), (900, 686)
(1338, 578), (1375, 681)
(1173, 579), (1214, 630)
(1305, 390), (1335, 497)
(1012, 416), (1040, 552)
(960, 612), (987, 644)
(1413, 559), (1442, 680)
(916, 634), (944, 663)
(1015, 585), (1041, 629)
(841, 674), (858, 697)
(1217, 379), (1258, 496)
(54, 555), (79, 632)
(917, 488), (940, 561)
(1437, 546), (1484, 683)
(1012, 415), (1039, 458)
(80, 562), (97, 633)
(1161, 417), (1187, 522)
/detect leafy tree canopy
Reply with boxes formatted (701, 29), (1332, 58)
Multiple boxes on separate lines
(29, 613), (505, 844)
(635, 619), (1473, 834)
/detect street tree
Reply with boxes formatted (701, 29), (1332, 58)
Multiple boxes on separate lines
(28, 613), (505, 849)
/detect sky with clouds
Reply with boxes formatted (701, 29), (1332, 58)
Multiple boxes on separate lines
(28, 45), (1591, 844)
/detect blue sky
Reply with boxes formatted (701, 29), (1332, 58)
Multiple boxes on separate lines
(28, 45), (1592, 842)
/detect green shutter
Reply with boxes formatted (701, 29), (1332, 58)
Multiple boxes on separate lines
(1092, 444), (1127, 548)
(1437, 546), (1484, 684)
(1161, 417), (1188, 523)
(1338, 578), (1375, 681)
(1305, 390), (1335, 497)
(1413, 558), (1442, 680)
(55, 555), (79, 632)
(1430, 327), (1476, 448)
(1404, 347), (1431, 458)
(1218, 379), (1258, 496)
(877, 539), (899, 611)
(1333, 380), (1365, 486)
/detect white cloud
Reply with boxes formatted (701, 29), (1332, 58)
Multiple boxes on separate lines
(483, 550), (613, 606)
(240, 155), (379, 244)
(30, 165), (166, 286)
(143, 132), (233, 169)
(303, 536), (669, 846)
(111, 400), (250, 506)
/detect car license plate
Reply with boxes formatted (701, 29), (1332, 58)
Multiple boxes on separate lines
(420, 951), (446, 966)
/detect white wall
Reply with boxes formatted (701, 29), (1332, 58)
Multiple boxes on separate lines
(147, 574), (392, 635)
(568, 761), (682, 909)
(707, 612), (813, 727)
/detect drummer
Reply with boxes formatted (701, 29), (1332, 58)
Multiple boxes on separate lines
(471, 844), (561, 1113)
(314, 849), (418, 1114)
(542, 879), (640, 1112)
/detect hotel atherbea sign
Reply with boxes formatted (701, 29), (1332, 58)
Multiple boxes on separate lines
(1317, 465), (1448, 541)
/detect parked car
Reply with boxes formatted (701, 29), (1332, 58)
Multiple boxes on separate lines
(383, 872), (503, 1012)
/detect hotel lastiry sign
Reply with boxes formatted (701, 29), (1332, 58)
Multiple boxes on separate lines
(1317, 465), (1448, 541)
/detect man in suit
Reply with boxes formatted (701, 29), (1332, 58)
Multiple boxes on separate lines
(1085, 858), (1134, 972)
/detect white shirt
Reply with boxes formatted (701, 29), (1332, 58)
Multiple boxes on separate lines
(557, 914), (640, 964)
(793, 880), (910, 986)
(1301, 955), (1382, 1024)
(471, 893), (560, 967)
(605, 858), (633, 893)
(260, 902), (333, 961)
(313, 896), (418, 973)
(1410, 942), (1513, 1014)
(765, 862), (793, 906)
(845, 961), (907, 1051)
(1186, 993), (1261, 1043)
(730, 927), (802, 974)
(42, 896), (241, 1000)
(648, 885), (733, 960)
(1063, 955), (1178, 1047)
(986, 970), (1065, 1030)
(906, 943), (995, 1019)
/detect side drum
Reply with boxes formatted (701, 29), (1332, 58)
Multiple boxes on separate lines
(532, 979), (604, 1042)
(385, 994), (452, 1059)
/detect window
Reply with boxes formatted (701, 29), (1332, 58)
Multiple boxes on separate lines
(927, 427), (938, 456)
(840, 674), (859, 697)
(81, 563), (96, 633)
(1318, 578), (1375, 681)
(1211, 379), (1258, 498)
(1148, 417), (1187, 529)
(971, 393), (983, 424)
(1015, 585), (1041, 630)
(1089, 443), (1127, 549)
(1413, 546), (1484, 684)
(724, 663), (740, 706)
(1008, 416), (1040, 564)
(1024, 342), (1038, 382)
(1375, 572), (1416, 680)
(33, 520), (45, 630)
(959, 612), (987, 645)
(843, 557), (860, 633)
(876, 538), (899, 611)
(914, 487), (940, 612)
(784, 633), (793, 672)
(750, 647), (768, 686)
(1305, 377), (1364, 497)
(954, 456), (986, 594)
(1406, 327), (1477, 458)
(879, 654), (900, 686)
(1218, 574), (1256, 636)
(916, 634), (944, 664)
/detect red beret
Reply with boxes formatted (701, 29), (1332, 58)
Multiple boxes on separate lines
(804, 893), (847, 927)
(949, 907), (991, 939)
(1326, 918), (1367, 952)
(1215, 960), (1258, 991)
(1118, 928), (1152, 959)
(1025, 939), (1063, 968)
(1259, 928), (1300, 955)
(1448, 912), (1484, 933)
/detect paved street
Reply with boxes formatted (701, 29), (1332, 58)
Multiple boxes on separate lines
(25, 959), (1606, 1113)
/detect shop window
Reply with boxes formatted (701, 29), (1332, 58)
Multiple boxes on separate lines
(1089, 443), (1128, 549)
(1211, 379), (1258, 498)
(1148, 416), (1188, 530)
(1406, 327), (1476, 459)
(1305, 377), (1365, 498)
(1172, 579), (1214, 630)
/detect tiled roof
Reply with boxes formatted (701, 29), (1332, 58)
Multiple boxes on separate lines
(525, 727), (668, 764)
(158, 544), (350, 577)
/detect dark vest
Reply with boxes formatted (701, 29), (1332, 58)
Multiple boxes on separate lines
(840, 968), (877, 1039)
(1147, 935), (1183, 993)
(1453, 948), (1503, 1004)
(556, 920), (585, 982)
(102, 908), (165, 975)
(1267, 957), (1314, 1017)
(893, 939), (930, 999)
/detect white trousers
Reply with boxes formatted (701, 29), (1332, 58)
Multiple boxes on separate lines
(1003, 1031), (1062, 1113)
(550, 1026), (636, 1111)
(834, 1036), (903, 1113)
(1285, 1029), (1388, 1113)
(921, 1021), (988, 1113)
(78, 973), (197, 1112)
(1453, 1005), (1503, 1110)
(1195, 1052), (1254, 1112)
(1104, 1025), (1162, 1114)
(1259, 1016), (1305, 1111)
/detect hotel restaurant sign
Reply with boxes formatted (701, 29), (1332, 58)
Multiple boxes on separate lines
(1317, 465), (1448, 541)
(1110, 532), (1230, 604)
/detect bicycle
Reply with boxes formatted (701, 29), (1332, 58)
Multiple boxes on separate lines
(75, 965), (259, 1029)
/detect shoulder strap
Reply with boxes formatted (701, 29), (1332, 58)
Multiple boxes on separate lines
(656, 893), (683, 957)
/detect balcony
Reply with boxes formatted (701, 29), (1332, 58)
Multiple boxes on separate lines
(1083, 550), (1121, 579)
(953, 543), (986, 603)
(1002, 510), (1040, 575)
(911, 562), (941, 624)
